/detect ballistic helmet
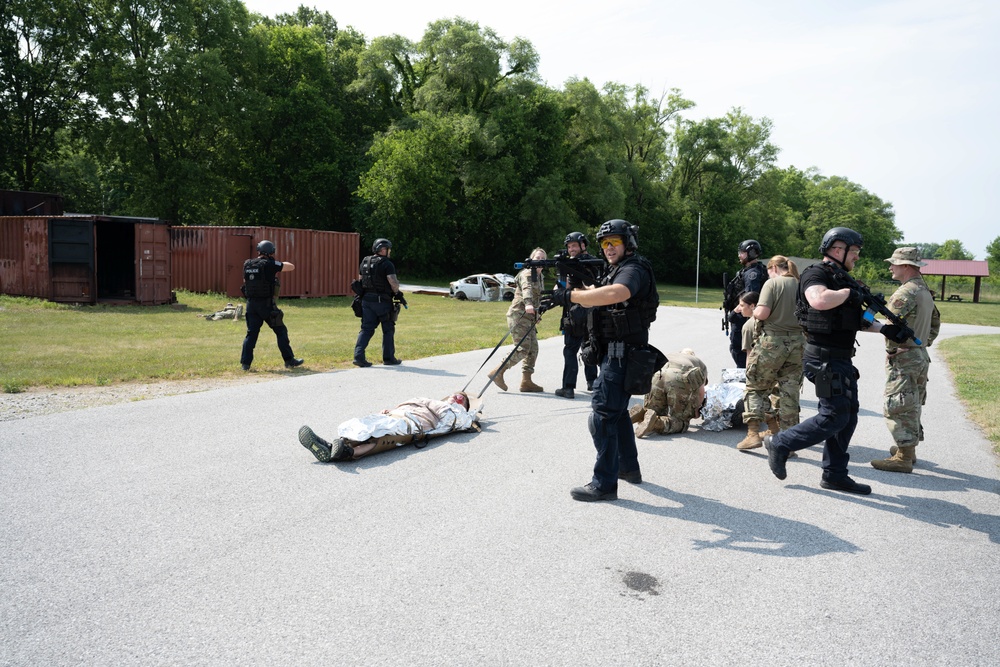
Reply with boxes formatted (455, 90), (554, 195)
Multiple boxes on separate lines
(372, 238), (392, 254)
(597, 219), (638, 251)
(819, 227), (863, 256)
(257, 240), (276, 256)
(738, 239), (762, 260)
(565, 231), (588, 250)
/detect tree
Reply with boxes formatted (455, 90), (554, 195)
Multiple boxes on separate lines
(938, 239), (975, 260)
(0, 0), (90, 189)
(82, 0), (252, 223)
(986, 236), (1000, 276)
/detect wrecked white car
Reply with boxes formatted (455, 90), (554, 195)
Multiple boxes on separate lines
(449, 273), (516, 301)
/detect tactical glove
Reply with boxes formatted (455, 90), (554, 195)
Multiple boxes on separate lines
(548, 285), (573, 309)
(394, 292), (408, 307)
(880, 324), (909, 343)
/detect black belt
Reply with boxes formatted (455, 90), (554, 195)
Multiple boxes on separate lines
(363, 293), (393, 302)
(804, 343), (854, 360)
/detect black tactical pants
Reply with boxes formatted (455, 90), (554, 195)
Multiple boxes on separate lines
(241, 298), (295, 366)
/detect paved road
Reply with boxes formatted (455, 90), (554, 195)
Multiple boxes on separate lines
(2, 307), (998, 666)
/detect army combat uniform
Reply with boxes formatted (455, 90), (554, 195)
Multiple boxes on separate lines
(630, 351), (707, 437)
(489, 266), (544, 392)
(878, 274), (940, 468)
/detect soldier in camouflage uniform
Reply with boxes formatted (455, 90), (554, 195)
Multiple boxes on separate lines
(871, 247), (941, 473)
(630, 349), (708, 437)
(489, 248), (546, 392)
(738, 256), (806, 450)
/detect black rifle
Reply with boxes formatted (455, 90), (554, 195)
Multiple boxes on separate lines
(720, 271), (731, 334)
(827, 264), (922, 345)
(515, 252), (605, 288)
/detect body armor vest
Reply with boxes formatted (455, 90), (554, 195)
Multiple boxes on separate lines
(243, 257), (274, 299)
(795, 262), (862, 335)
(360, 255), (391, 294)
(591, 255), (659, 341)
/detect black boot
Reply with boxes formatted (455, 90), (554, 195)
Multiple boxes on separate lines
(820, 475), (872, 495)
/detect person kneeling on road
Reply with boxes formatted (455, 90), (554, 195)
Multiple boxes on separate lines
(298, 392), (480, 462)
(629, 348), (707, 438)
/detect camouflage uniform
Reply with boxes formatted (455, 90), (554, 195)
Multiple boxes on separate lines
(743, 275), (805, 430)
(884, 275), (940, 448)
(634, 352), (707, 435)
(504, 267), (543, 373)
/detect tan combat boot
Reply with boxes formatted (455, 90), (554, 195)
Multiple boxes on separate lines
(488, 364), (508, 391)
(890, 444), (917, 465)
(737, 420), (763, 450)
(635, 411), (665, 439)
(871, 445), (916, 473)
(520, 372), (543, 392)
(763, 414), (780, 437)
(629, 404), (647, 424)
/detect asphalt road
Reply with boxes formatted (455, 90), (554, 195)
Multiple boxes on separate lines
(2, 307), (998, 666)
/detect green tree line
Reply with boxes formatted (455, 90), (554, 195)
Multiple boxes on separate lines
(7, 0), (993, 282)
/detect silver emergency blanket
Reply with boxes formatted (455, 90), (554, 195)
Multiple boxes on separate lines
(700, 368), (746, 431)
(338, 401), (478, 442)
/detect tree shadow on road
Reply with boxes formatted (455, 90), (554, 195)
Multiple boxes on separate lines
(619, 482), (860, 557)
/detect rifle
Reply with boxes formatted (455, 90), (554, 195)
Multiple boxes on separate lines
(514, 252), (605, 288)
(828, 265), (922, 345)
(720, 272), (731, 334)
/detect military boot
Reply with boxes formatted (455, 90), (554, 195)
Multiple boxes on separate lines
(763, 414), (780, 437)
(890, 444), (917, 465)
(520, 372), (543, 392)
(629, 404), (647, 424)
(871, 445), (916, 473)
(737, 420), (763, 450)
(635, 411), (665, 439)
(488, 364), (509, 391)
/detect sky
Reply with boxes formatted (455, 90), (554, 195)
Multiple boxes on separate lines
(245, 0), (999, 259)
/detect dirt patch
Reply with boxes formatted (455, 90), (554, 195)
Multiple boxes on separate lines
(0, 374), (276, 422)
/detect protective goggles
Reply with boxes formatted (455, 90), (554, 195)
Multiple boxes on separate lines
(599, 237), (624, 250)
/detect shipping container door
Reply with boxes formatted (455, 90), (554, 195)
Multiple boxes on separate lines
(49, 219), (95, 303)
(136, 223), (171, 304)
(226, 235), (253, 298)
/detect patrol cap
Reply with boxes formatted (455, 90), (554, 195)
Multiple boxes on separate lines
(885, 247), (926, 267)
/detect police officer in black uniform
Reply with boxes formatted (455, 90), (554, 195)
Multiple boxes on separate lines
(545, 220), (659, 502)
(554, 231), (601, 399)
(240, 240), (303, 371)
(724, 239), (767, 367)
(354, 238), (406, 367)
(763, 227), (898, 495)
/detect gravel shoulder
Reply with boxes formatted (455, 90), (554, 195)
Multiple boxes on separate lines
(0, 374), (273, 421)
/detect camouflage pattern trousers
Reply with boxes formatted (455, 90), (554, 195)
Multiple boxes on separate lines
(884, 347), (930, 447)
(503, 313), (539, 374)
(643, 366), (704, 434)
(743, 332), (805, 428)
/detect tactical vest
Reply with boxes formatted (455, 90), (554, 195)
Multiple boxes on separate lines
(795, 262), (862, 335)
(360, 255), (391, 294)
(243, 257), (274, 299)
(591, 255), (659, 342)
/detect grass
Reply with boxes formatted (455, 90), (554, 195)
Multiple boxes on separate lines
(936, 335), (1000, 455)
(3, 286), (999, 452)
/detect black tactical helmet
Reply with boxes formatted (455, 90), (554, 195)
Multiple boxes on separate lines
(738, 239), (762, 260)
(257, 240), (276, 255)
(819, 227), (863, 256)
(372, 238), (392, 254)
(565, 231), (588, 249)
(597, 219), (638, 251)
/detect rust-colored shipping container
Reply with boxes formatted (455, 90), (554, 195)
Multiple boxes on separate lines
(0, 215), (172, 305)
(170, 225), (359, 298)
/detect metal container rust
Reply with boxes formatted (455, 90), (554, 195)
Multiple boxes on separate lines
(0, 215), (172, 305)
(170, 226), (359, 298)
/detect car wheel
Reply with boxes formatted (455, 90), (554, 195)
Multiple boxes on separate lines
(503, 291), (514, 301)
(455, 292), (468, 301)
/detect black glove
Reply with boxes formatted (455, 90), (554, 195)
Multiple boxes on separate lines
(394, 292), (407, 306)
(844, 285), (865, 308)
(880, 324), (908, 343)
(549, 285), (573, 308)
